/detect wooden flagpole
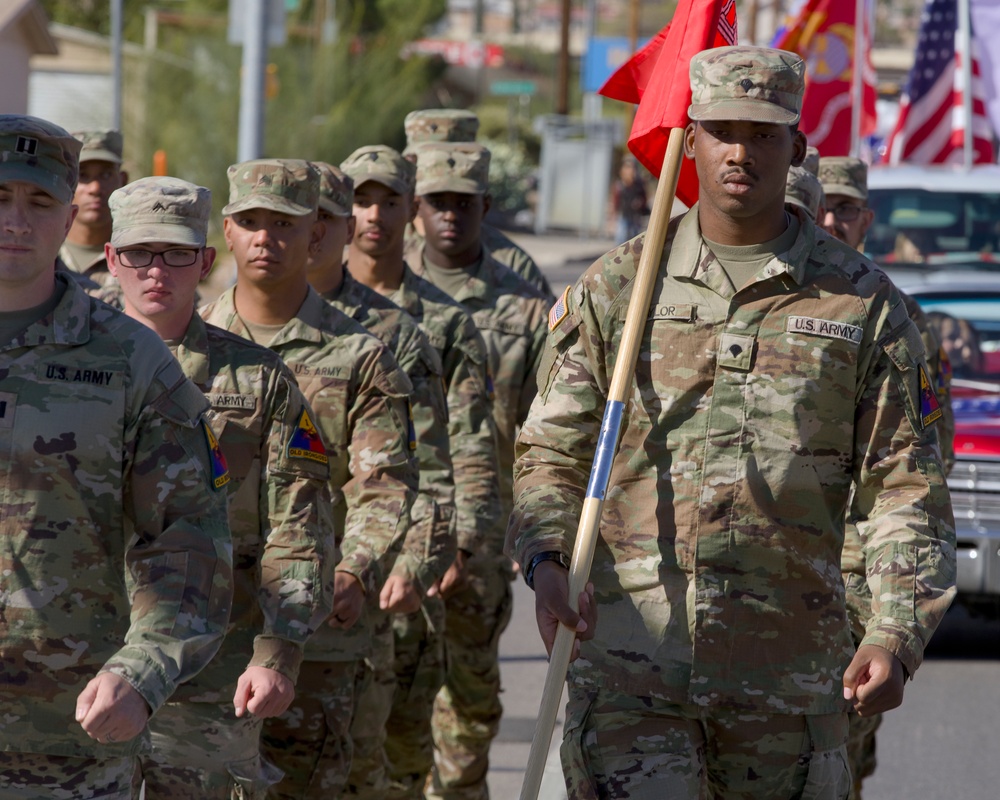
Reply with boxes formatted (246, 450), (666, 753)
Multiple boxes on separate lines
(518, 126), (687, 800)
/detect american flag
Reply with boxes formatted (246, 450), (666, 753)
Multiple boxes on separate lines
(886, 0), (996, 164)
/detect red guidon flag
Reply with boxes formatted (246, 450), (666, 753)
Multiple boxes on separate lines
(772, 0), (878, 156)
(599, 0), (738, 206)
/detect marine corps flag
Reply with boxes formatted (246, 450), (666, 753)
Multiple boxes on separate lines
(598, 0), (738, 206)
(772, 0), (878, 156)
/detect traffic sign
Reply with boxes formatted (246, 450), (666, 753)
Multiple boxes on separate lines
(491, 80), (537, 96)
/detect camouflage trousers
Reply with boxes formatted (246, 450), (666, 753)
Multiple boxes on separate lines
(846, 712), (882, 800)
(561, 686), (851, 800)
(344, 612), (396, 799)
(261, 659), (356, 799)
(141, 700), (282, 799)
(426, 557), (513, 800)
(0, 752), (136, 800)
(383, 595), (447, 800)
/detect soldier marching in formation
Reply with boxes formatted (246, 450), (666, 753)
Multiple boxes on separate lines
(0, 41), (955, 800)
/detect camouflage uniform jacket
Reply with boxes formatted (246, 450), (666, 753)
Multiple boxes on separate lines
(412, 248), (549, 545)
(481, 223), (554, 302)
(508, 208), (956, 715)
(0, 275), (233, 758)
(842, 291), (955, 642)
(323, 270), (456, 591)
(57, 242), (115, 288)
(202, 286), (417, 661)
(168, 313), (337, 700)
(389, 264), (502, 556)
(405, 226), (554, 303)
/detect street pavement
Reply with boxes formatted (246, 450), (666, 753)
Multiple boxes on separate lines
(485, 229), (608, 800)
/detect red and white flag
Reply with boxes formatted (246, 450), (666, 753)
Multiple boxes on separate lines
(886, 0), (996, 164)
(772, 0), (878, 156)
(598, 0), (738, 207)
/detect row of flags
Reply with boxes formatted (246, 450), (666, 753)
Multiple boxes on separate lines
(597, 0), (999, 194)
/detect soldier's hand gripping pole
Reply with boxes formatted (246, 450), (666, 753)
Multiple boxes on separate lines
(519, 126), (687, 800)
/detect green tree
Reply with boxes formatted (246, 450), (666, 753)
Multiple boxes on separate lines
(43, 1), (448, 224)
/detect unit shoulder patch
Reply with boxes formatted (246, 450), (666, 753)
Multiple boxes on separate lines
(203, 420), (231, 490)
(919, 364), (943, 428)
(287, 408), (329, 464)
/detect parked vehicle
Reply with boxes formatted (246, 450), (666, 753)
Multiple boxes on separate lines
(896, 278), (1000, 619)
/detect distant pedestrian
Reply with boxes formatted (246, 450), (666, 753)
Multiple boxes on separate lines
(610, 157), (648, 243)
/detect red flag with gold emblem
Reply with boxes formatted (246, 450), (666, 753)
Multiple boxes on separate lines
(772, 0), (877, 156)
(598, 0), (738, 206)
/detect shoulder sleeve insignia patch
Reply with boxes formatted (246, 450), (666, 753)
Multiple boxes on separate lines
(203, 420), (231, 490)
(937, 346), (952, 397)
(919, 364), (943, 428)
(287, 408), (330, 464)
(548, 285), (570, 331)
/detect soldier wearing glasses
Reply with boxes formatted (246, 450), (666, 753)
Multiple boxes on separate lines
(105, 176), (337, 799)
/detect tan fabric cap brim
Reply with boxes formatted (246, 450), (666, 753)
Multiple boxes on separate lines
(318, 196), (352, 216)
(221, 194), (314, 217)
(354, 175), (411, 196)
(111, 223), (205, 248)
(689, 98), (800, 125)
(81, 149), (122, 165)
(416, 176), (484, 196)
(821, 183), (866, 202)
(0, 162), (73, 203)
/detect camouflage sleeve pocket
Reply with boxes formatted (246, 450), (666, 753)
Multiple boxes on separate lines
(866, 540), (917, 622)
(882, 329), (940, 433)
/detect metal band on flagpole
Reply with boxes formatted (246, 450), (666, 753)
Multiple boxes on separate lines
(518, 126), (686, 800)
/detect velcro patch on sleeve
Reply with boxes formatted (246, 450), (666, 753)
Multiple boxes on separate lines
(919, 364), (943, 427)
(203, 420), (231, 490)
(287, 408), (329, 464)
(786, 316), (862, 344)
(548, 286), (571, 331)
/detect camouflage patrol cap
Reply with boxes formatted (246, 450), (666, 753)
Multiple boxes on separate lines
(415, 143), (490, 196)
(109, 176), (211, 248)
(403, 109), (480, 154)
(0, 115), (80, 203)
(340, 146), (415, 196)
(222, 158), (320, 216)
(819, 156), (868, 201)
(688, 46), (805, 125)
(801, 146), (820, 176)
(73, 129), (123, 165)
(785, 166), (824, 219)
(311, 161), (354, 216)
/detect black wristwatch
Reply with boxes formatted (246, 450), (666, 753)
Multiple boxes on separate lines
(524, 551), (570, 590)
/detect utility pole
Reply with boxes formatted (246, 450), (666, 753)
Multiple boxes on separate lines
(111, 0), (123, 130)
(237, 0), (269, 162)
(556, 0), (571, 114)
(625, 0), (640, 130)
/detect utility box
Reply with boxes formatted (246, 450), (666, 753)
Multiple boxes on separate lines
(534, 115), (621, 236)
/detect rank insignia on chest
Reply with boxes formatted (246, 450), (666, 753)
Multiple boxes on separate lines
(203, 420), (231, 490)
(287, 408), (329, 464)
(548, 286), (570, 331)
(919, 365), (943, 428)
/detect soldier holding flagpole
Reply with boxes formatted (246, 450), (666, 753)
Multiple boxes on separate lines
(508, 41), (956, 799)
